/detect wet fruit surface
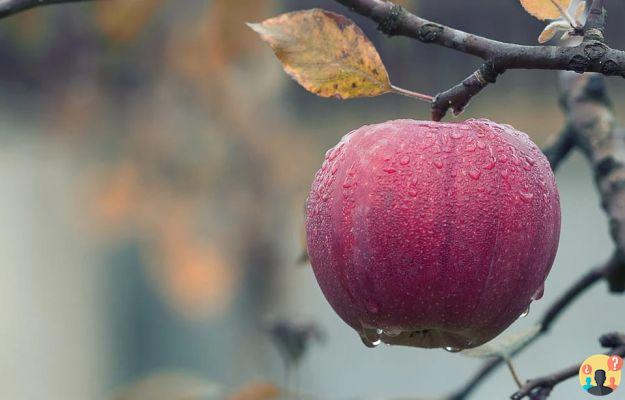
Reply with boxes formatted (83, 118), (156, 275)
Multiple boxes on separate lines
(305, 119), (561, 349)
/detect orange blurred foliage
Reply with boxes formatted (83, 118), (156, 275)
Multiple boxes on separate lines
(227, 381), (280, 400)
(96, 0), (161, 44)
(154, 217), (237, 321)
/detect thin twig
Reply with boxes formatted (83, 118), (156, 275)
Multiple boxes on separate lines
(510, 333), (625, 400)
(504, 358), (523, 389)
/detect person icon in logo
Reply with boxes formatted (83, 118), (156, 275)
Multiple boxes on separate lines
(588, 369), (613, 396)
(608, 376), (618, 390)
(583, 377), (593, 390)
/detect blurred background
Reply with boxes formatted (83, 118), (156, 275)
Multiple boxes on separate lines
(1, 1), (625, 399)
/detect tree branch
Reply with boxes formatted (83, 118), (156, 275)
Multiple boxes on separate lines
(559, 72), (625, 283)
(334, 0), (620, 120)
(510, 332), (625, 400)
(541, 128), (575, 170)
(0, 0), (97, 19)
(585, 0), (607, 41)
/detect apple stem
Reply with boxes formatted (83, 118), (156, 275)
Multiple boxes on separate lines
(390, 84), (434, 103)
(505, 357), (524, 388)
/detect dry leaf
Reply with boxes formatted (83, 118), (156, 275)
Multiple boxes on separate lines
(520, 0), (572, 20)
(248, 9), (392, 99)
(574, 0), (587, 20)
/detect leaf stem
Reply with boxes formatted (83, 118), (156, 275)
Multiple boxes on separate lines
(549, 0), (581, 29)
(505, 357), (524, 389)
(390, 84), (434, 102)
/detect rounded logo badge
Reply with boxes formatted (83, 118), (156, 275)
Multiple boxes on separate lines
(579, 354), (622, 396)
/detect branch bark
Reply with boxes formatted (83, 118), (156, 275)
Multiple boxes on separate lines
(559, 72), (625, 289)
(0, 0), (97, 19)
(541, 128), (575, 170)
(334, 0), (621, 120)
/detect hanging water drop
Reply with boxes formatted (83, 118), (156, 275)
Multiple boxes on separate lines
(360, 335), (381, 348)
(359, 326), (383, 348)
(444, 346), (462, 353)
(532, 285), (545, 301)
(520, 304), (531, 318)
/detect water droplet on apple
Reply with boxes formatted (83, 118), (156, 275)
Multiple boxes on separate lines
(444, 346), (462, 353)
(360, 335), (381, 348)
(434, 160), (444, 169)
(469, 169), (481, 180)
(359, 326), (382, 348)
(519, 190), (534, 203)
(483, 159), (496, 170)
(520, 304), (531, 318)
(399, 155), (410, 165)
(383, 328), (402, 337)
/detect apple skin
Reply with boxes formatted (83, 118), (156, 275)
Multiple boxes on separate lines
(305, 119), (560, 350)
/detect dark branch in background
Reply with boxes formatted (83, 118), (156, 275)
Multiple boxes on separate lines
(560, 73), (625, 290)
(0, 0), (97, 19)
(541, 128), (575, 170)
(511, 332), (625, 400)
(334, 0), (625, 120)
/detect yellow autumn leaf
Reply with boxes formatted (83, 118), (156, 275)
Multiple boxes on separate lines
(520, 0), (571, 20)
(248, 9), (392, 99)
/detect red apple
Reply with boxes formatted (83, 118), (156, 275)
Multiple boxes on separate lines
(305, 119), (560, 350)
